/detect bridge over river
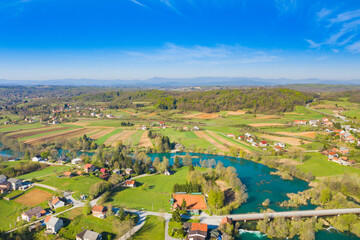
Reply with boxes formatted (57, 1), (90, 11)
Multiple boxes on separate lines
(214, 208), (360, 222)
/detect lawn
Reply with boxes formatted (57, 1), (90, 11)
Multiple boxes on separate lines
(0, 122), (43, 133)
(297, 153), (360, 177)
(132, 216), (165, 240)
(95, 128), (123, 144)
(109, 167), (192, 212)
(41, 175), (104, 195)
(57, 213), (117, 239)
(0, 199), (27, 231)
(17, 165), (72, 180)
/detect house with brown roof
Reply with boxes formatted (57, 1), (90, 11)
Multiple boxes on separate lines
(50, 196), (65, 209)
(22, 206), (46, 221)
(76, 229), (102, 240)
(172, 193), (207, 215)
(125, 168), (133, 175)
(63, 171), (74, 178)
(92, 205), (107, 219)
(186, 223), (208, 240)
(84, 164), (96, 173)
(125, 180), (136, 188)
(0, 181), (11, 193)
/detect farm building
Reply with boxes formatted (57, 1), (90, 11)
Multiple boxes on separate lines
(45, 216), (63, 234)
(22, 206), (46, 221)
(76, 230), (102, 240)
(92, 205), (107, 219)
(172, 193), (207, 215)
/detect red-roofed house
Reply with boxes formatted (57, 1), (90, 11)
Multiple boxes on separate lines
(186, 223), (208, 240)
(259, 141), (268, 147)
(92, 205), (107, 219)
(50, 196), (65, 209)
(84, 164), (95, 173)
(172, 194), (207, 215)
(100, 168), (106, 173)
(125, 180), (136, 188)
(63, 171), (74, 178)
(227, 133), (235, 138)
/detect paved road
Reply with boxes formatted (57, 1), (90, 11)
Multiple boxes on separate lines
(306, 103), (347, 121)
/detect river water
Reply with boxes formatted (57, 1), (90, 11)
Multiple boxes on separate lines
(148, 152), (360, 240)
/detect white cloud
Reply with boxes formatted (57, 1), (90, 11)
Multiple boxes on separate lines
(330, 9), (360, 23)
(123, 43), (280, 64)
(317, 8), (332, 20)
(160, 0), (182, 15)
(274, 0), (297, 13)
(347, 41), (360, 53)
(306, 39), (321, 48)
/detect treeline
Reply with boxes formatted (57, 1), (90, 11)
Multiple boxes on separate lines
(0, 161), (46, 178)
(173, 182), (202, 193)
(320, 90), (360, 103)
(72, 88), (315, 113)
(148, 130), (173, 152)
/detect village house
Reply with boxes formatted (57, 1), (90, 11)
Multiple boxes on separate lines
(92, 205), (107, 219)
(72, 158), (82, 164)
(113, 169), (121, 175)
(293, 120), (307, 125)
(57, 155), (69, 164)
(186, 223), (208, 240)
(238, 135), (245, 141)
(77, 171), (83, 176)
(22, 206), (46, 221)
(50, 196), (65, 209)
(227, 133), (235, 138)
(309, 120), (319, 126)
(0, 181), (11, 193)
(172, 193), (207, 215)
(183, 126), (189, 131)
(0, 174), (7, 183)
(274, 142), (286, 148)
(63, 171), (74, 178)
(252, 142), (259, 147)
(140, 125), (148, 130)
(84, 164), (96, 173)
(246, 137), (254, 143)
(8, 178), (22, 190)
(125, 180), (136, 188)
(45, 216), (63, 234)
(76, 230), (102, 240)
(259, 141), (268, 147)
(159, 121), (166, 126)
(192, 126), (200, 131)
(245, 132), (252, 138)
(32, 155), (42, 162)
(125, 168), (133, 175)
(339, 147), (350, 155)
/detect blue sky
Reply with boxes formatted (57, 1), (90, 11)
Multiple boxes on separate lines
(0, 0), (360, 80)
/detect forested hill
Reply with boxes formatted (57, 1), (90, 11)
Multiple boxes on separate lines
(74, 88), (316, 113)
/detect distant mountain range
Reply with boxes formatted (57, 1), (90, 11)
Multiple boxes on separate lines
(0, 77), (359, 87)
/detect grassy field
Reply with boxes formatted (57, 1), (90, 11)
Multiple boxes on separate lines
(19, 127), (77, 141)
(95, 128), (123, 144)
(57, 212), (117, 239)
(0, 122), (43, 133)
(125, 130), (143, 145)
(17, 166), (72, 180)
(0, 200), (26, 231)
(132, 216), (165, 240)
(89, 120), (132, 127)
(109, 167), (194, 212)
(297, 153), (360, 177)
(41, 175), (104, 195)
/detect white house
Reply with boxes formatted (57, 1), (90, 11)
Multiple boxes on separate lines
(45, 216), (63, 234)
(192, 126), (200, 131)
(32, 155), (41, 162)
(50, 197), (65, 209)
(8, 178), (22, 190)
(71, 158), (82, 164)
(245, 133), (252, 138)
(275, 142), (286, 148)
(164, 169), (172, 176)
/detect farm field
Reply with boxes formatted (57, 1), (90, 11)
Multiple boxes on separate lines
(132, 216), (165, 240)
(0, 200), (26, 231)
(14, 187), (52, 206)
(259, 134), (311, 146)
(17, 166), (72, 180)
(194, 131), (228, 152)
(109, 167), (194, 212)
(0, 122), (44, 133)
(111, 130), (137, 147)
(7, 126), (70, 139)
(137, 131), (153, 147)
(40, 174), (104, 195)
(95, 128), (122, 144)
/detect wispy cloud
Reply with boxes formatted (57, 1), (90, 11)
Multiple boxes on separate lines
(160, 0), (182, 15)
(306, 8), (360, 53)
(129, 0), (147, 8)
(274, 0), (297, 13)
(123, 43), (280, 65)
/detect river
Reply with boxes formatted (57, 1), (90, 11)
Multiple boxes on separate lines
(148, 152), (360, 240)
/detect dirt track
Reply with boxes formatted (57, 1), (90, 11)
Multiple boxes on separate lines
(194, 131), (229, 152)
(138, 131), (153, 148)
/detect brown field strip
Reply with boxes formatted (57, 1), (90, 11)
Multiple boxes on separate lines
(206, 131), (251, 153)
(103, 130), (125, 146)
(24, 128), (99, 145)
(4, 126), (54, 135)
(14, 188), (52, 207)
(275, 131), (317, 139)
(111, 130), (137, 147)
(138, 131), (154, 148)
(226, 110), (246, 116)
(90, 128), (116, 140)
(194, 131), (229, 152)
(248, 123), (284, 127)
(183, 113), (220, 119)
(260, 134), (311, 146)
(8, 127), (70, 139)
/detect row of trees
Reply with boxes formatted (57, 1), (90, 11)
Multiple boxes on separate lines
(172, 182), (202, 193)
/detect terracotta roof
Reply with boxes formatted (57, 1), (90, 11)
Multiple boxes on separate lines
(77, 171), (83, 175)
(260, 141), (267, 144)
(84, 164), (93, 169)
(221, 216), (232, 225)
(92, 205), (106, 213)
(191, 223), (208, 232)
(44, 215), (51, 223)
(51, 197), (61, 205)
(100, 168), (106, 173)
(126, 180), (135, 185)
(172, 194), (207, 210)
(64, 172), (72, 176)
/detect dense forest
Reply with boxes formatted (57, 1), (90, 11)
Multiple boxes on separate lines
(74, 88), (315, 113)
